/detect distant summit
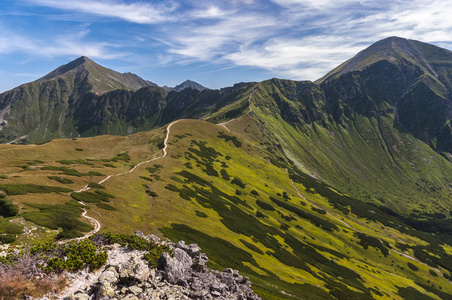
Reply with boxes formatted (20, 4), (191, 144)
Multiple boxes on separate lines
(174, 80), (207, 91)
(37, 56), (156, 95)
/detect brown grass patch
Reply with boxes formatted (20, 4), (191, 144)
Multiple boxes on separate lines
(0, 255), (66, 300)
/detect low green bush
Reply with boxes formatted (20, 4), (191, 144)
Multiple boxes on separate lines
(111, 152), (130, 162)
(23, 202), (93, 239)
(240, 239), (264, 254)
(0, 234), (16, 244)
(0, 184), (71, 195)
(88, 171), (105, 176)
(57, 160), (76, 165)
(88, 182), (105, 189)
(0, 199), (19, 217)
(231, 177), (246, 188)
(256, 200), (275, 211)
(0, 220), (23, 234)
(31, 239), (107, 272)
(196, 211), (208, 218)
(220, 169), (230, 181)
(217, 132), (242, 147)
(71, 191), (104, 203)
(48, 176), (74, 184)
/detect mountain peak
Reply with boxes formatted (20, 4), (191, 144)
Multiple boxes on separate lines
(174, 80), (207, 91)
(36, 56), (156, 95)
(318, 36), (452, 83)
(36, 56), (97, 82)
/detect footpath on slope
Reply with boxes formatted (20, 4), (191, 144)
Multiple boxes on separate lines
(217, 83), (259, 132)
(66, 120), (180, 242)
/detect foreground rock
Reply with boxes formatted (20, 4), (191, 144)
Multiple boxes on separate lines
(63, 234), (261, 300)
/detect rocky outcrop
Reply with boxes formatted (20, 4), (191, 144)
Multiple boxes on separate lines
(63, 233), (261, 300)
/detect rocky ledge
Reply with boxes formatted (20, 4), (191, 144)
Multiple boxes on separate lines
(63, 232), (261, 300)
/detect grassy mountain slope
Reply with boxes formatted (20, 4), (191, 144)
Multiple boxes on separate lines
(250, 78), (452, 218)
(2, 119), (452, 299)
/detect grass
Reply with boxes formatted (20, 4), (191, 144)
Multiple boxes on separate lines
(1, 118), (452, 299)
(0, 184), (72, 195)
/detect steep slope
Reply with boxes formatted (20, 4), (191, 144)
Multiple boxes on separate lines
(246, 38), (452, 219)
(319, 36), (452, 153)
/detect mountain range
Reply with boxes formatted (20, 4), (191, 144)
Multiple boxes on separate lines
(2, 36), (452, 299)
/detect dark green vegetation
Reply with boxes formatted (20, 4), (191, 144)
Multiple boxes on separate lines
(71, 190), (115, 204)
(0, 184), (71, 195)
(0, 218), (23, 243)
(48, 176), (74, 184)
(22, 202), (93, 239)
(0, 197), (19, 218)
(30, 239), (107, 272)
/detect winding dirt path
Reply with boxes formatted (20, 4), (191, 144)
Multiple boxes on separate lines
(65, 120), (180, 242)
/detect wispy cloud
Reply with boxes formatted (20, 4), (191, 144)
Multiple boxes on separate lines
(158, 0), (452, 80)
(0, 24), (125, 59)
(167, 13), (277, 62)
(24, 0), (178, 24)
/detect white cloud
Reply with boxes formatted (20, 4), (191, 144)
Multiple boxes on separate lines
(271, 0), (363, 9)
(0, 25), (125, 60)
(167, 13), (278, 62)
(225, 36), (364, 80)
(25, 0), (178, 24)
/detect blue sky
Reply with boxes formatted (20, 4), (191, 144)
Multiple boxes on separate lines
(0, 0), (451, 92)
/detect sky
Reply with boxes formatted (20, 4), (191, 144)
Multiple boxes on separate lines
(0, 0), (451, 92)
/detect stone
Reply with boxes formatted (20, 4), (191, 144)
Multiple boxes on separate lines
(119, 254), (150, 283)
(98, 266), (119, 284)
(147, 234), (161, 243)
(157, 248), (192, 284)
(97, 281), (116, 299)
(63, 293), (90, 300)
(60, 236), (261, 300)
(128, 285), (143, 296)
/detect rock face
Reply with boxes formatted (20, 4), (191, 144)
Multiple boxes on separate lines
(64, 235), (261, 300)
